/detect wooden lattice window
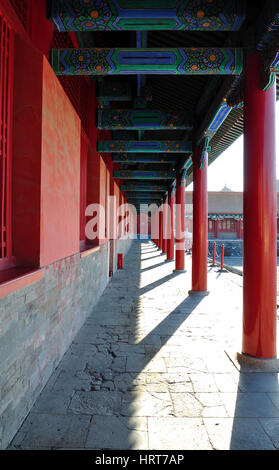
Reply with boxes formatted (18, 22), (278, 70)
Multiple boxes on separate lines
(9, 0), (29, 31)
(51, 32), (81, 115)
(0, 16), (14, 266)
(51, 32), (90, 135)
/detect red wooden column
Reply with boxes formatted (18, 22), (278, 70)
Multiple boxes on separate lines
(242, 52), (277, 359)
(190, 146), (208, 293)
(174, 170), (186, 271)
(215, 219), (219, 239)
(162, 195), (167, 254)
(236, 219), (241, 239)
(167, 186), (175, 260)
(158, 209), (163, 250)
(152, 206), (159, 247)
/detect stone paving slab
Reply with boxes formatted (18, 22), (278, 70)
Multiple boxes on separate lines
(8, 240), (279, 450)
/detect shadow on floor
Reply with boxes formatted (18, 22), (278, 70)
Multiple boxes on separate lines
(8, 240), (279, 450)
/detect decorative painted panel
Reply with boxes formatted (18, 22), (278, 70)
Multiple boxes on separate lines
(50, 0), (245, 31)
(125, 192), (164, 199)
(98, 109), (192, 130)
(112, 154), (179, 163)
(98, 140), (192, 153)
(120, 184), (168, 191)
(113, 170), (175, 179)
(51, 48), (243, 76)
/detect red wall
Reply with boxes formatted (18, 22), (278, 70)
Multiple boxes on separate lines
(13, 35), (81, 267)
(8, 3), (124, 268)
(40, 56), (81, 265)
(80, 131), (88, 245)
(12, 35), (43, 265)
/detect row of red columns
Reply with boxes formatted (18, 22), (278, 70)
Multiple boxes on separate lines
(152, 53), (277, 359)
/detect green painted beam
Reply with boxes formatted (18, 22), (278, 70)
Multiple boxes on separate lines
(112, 154), (179, 163)
(114, 170), (175, 179)
(50, 1), (245, 32)
(127, 199), (162, 205)
(98, 109), (192, 130)
(51, 48), (243, 76)
(99, 141), (192, 153)
(124, 192), (165, 199)
(120, 184), (168, 192)
(97, 81), (132, 102)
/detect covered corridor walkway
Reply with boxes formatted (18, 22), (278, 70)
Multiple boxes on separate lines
(9, 241), (279, 450)
(1, 1), (279, 451)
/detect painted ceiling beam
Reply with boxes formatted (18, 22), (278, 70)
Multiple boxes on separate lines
(113, 170), (175, 179)
(124, 192), (165, 199)
(112, 154), (179, 163)
(97, 81), (132, 102)
(98, 141), (192, 153)
(98, 109), (192, 130)
(50, 0), (245, 32)
(127, 199), (162, 204)
(51, 48), (243, 76)
(120, 184), (168, 192)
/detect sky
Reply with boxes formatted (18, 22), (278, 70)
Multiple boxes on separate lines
(186, 100), (279, 192)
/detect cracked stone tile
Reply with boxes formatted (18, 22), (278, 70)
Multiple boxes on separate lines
(259, 418), (279, 449)
(145, 372), (189, 384)
(113, 344), (145, 355)
(99, 317), (130, 327)
(96, 345), (110, 354)
(194, 393), (225, 408)
(56, 354), (89, 372)
(202, 406), (229, 418)
(221, 393), (279, 418)
(114, 373), (146, 392)
(101, 380), (115, 391)
(52, 370), (93, 393)
(67, 343), (98, 357)
(31, 390), (72, 414)
(126, 355), (166, 373)
(203, 418), (276, 450)
(82, 353), (113, 373)
(14, 413), (91, 449)
(189, 373), (219, 393)
(111, 357), (127, 373)
(168, 382), (193, 393)
(142, 383), (169, 393)
(267, 393), (279, 411)
(171, 393), (203, 417)
(203, 353), (235, 373)
(85, 416), (148, 450)
(213, 373), (239, 392)
(69, 391), (122, 416)
(238, 373), (279, 393)
(148, 417), (212, 450)
(120, 391), (173, 417)
(8, 431), (26, 450)
(165, 356), (208, 374)
(73, 327), (106, 344)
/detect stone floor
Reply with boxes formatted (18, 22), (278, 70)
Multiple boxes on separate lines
(9, 240), (279, 450)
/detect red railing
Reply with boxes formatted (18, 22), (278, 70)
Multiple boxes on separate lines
(0, 16), (14, 263)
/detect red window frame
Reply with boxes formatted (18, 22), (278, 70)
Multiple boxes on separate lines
(0, 15), (15, 269)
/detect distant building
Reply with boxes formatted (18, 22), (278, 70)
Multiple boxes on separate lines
(185, 184), (279, 240)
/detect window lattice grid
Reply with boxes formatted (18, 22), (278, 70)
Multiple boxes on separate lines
(51, 32), (81, 116)
(9, 0), (29, 30)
